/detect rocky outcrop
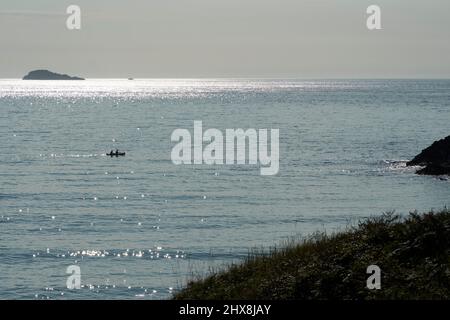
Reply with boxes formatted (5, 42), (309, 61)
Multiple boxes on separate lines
(23, 70), (85, 80)
(407, 136), (450, 175)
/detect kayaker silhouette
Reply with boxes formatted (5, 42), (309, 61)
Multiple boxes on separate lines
(107, 149), (125, 156)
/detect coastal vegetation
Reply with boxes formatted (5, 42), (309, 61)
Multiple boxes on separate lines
(174, 209), (450, 300)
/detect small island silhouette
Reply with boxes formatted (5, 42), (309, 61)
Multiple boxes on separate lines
(23, 70), (85, 80)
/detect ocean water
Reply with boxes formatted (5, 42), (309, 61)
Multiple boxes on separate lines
(0, 79), (449, 299)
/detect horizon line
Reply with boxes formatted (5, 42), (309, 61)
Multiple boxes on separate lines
(1, 77), (450, 81)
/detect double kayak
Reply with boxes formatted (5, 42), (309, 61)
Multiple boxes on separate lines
(107, 152), (126, 157)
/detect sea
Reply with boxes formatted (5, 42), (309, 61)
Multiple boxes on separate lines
(0, 79), (449, 299)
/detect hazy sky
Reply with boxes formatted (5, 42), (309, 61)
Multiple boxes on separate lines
(1, 0), (449, 78)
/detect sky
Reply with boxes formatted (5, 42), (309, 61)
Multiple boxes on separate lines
(0, 0), (449, 78)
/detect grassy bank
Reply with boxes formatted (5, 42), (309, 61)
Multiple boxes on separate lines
(174, 209), (450, 300)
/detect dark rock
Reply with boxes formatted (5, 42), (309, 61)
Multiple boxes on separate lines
(416, 164), (449, 176)
(23, 70), (85, 80)
(407, 136), (450, 175)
